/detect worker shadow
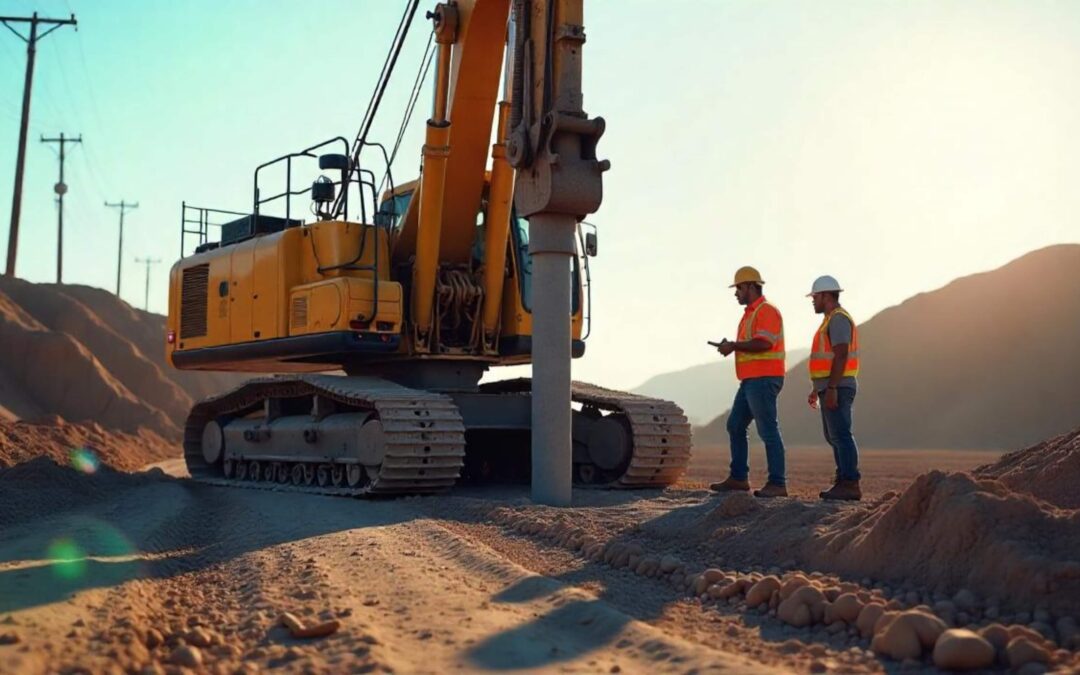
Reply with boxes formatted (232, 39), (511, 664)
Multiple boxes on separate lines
(0, 466), (416, 614)
(466, 578), (632, 669)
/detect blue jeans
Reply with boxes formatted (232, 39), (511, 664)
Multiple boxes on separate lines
(820, 387), (861, 481)
(726, 376), (786, 486)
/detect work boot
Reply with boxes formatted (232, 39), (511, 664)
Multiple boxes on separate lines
(819, 480), (862, 501)
(753, 482), (788, 498)
(710, 476), (750, 492)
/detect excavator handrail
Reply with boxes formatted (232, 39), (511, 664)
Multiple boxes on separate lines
(253, 136), (351, 224)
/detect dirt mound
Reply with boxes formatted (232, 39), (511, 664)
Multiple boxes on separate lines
(974, 426), (1080, 509)
(0, 277), (245, 442)
(0, 452), (170, 528)
(0, 280), (192, 423)
(698, 244), (1080, 449)
(0, 420), (175, 472)
(810, 471), (1080, 615)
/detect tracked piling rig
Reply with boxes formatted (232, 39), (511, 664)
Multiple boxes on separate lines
(167, 0), (691, 497)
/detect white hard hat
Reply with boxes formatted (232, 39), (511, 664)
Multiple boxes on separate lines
(808, 275), (843, 296)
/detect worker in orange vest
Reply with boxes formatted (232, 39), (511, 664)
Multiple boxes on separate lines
(807, 275), (862, 501)
(711, 266), (788, 498)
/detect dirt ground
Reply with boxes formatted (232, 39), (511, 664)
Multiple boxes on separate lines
(1, 444), (1077, 674)
(685, 444), (1004, 498)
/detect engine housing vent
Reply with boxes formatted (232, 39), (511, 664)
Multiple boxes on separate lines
(180, 264), (210, 339)
(291, 295), (309, 329)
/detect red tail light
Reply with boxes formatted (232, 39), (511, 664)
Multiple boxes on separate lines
(349, 320), (371, 331)
(167, 330), (176, 344)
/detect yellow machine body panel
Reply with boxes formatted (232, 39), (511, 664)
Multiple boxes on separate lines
(167, 220), (406, 372)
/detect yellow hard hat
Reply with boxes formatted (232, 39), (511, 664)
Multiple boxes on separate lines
(730, 266), (765, 288)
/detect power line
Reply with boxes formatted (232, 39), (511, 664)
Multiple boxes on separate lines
(133, 256), (161, 311)
(40, 131), (81, 283)
(105, 199), (137, 297)
(1, 11), (78, 279)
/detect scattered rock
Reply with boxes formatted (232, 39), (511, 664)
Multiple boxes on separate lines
(779, 574), (811, 600)
(279, 612), (340, 639)
(746, 576), (781, 608)
(185, 626), (214, 648)
(872, 610), (946, 661)
(856, 603), (886, 638)
(1016, 663), (1048, 675)
(932, 629), (995, 670)
(169, 645), (203, 668)
(1006, 636), (1050, 669)
(826, 593), (863, 624)
(778, 585), (827, 628)
(0, 632), (21, 645)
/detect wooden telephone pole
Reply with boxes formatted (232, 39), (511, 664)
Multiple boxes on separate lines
(105, 200), (138, 297)
(1, 12), (77, 278)
(41, 132), (82, 283)
(134, 256), (161, 311)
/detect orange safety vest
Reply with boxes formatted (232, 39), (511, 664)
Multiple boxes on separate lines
(809, 308), (860, 380)
(735, 299), (786, 380)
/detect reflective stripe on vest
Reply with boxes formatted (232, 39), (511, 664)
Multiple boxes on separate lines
(735, 301), (786, 379)
(808, 308), (860, 380)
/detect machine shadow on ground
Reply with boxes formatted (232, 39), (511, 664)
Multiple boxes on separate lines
(0, 475), (418, 613)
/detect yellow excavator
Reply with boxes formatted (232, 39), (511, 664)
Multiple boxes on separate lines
(166, 0), (691, 498)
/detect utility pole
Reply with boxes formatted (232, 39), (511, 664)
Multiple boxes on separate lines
(41, 132), (82, 283)
(134, 256), (161, 311)
(2, 12), (77, 278)
(105, 200), (138, 297)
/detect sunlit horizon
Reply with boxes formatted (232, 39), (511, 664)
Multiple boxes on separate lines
(2, 0), (1078, 389)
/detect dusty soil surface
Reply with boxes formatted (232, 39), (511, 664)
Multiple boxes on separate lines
(686, 444), (1003, 499)
(0, 420), (175, 471)
(1, 439), (1077, 674)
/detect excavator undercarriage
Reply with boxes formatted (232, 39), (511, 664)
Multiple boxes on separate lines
(184, 374), (691, 496)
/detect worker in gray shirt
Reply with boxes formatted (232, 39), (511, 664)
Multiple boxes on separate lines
(806, 275), (862, 501)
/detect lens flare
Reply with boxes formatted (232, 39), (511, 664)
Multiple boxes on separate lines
(46, 538), (87, 580)
(70, 447), (99, 474)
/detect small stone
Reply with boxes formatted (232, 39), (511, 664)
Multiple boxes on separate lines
(952, 589), (976, 610)
(932, 628), (995, 670)
(169, 645), (203, 668)
(1029, 621), (1056, 642)
(185, 627), (214, 648)
(1007, 636), (1050, 669)
(932, 600), (956, 616)
(0, 632), (21, 645)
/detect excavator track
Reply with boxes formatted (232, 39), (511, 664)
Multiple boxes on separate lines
(185, 375), (691, 497)
(571, 381), (693, 487)
(184, 375), (466, 497)
(479, 379), (693, 488)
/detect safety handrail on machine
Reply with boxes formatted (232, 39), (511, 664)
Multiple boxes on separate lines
(180, 202), (249, 258)
(253, 136), (351, 225)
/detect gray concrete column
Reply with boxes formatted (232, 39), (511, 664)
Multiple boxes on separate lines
(528, 212), (577, 507)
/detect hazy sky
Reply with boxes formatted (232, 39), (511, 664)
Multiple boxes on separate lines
(2, 1), (1078, 390)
